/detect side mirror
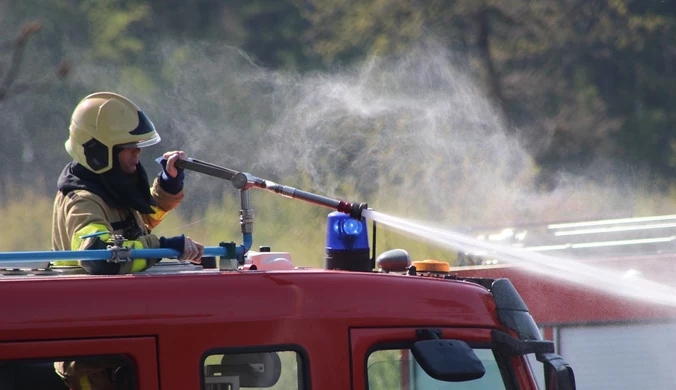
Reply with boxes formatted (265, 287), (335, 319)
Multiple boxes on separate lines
(411, 339), (486, 382)
(538, 352), (576, 390)
(205, 352), (282, 388)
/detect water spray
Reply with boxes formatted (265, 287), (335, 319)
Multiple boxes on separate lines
(364, 210), (676, 308)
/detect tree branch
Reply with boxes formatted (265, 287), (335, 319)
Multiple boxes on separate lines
(474, 7), (509, 125)
(0, 20), (69, 102)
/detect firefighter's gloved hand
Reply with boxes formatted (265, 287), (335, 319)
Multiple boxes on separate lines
(160, 234), (204, 264)
(180, 237), (204, 263)
(163, 150), (187, 178)
(156, 151), (187, 194)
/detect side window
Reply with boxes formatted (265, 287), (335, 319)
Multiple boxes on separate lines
(202, 348), (306, 390)
(367, 348), (508, 390)
(0, 355), (135, 390)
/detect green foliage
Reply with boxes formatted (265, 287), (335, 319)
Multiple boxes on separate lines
(119, 65), (156, 94)
(298, 0), (427, 64)
(367, 350), (403, 390)
(83, 1), (150, 61)
(11, 0), (152, 62)
(233, 0), (315, 69)
(298, 0), (676, 180)
(5, 0), (676, 258)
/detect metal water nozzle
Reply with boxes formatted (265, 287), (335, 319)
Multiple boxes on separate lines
(232, 172), (255, 235)
(175, 158), (370, 220)
(239, 188), (254, 235)
(255, 179), (368, 220)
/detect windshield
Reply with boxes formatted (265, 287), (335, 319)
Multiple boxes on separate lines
(367, 348), (508, 390)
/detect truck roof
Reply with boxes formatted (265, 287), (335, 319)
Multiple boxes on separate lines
(0, 265), (501, 342)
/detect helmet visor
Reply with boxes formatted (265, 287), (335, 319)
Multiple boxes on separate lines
(117, 134), (161, 149)
(117, 110), (161, 148)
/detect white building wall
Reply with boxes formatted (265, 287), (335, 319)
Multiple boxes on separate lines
(558, 322), (676, 390)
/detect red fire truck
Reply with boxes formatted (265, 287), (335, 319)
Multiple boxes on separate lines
(0, 159), (575, 390)
(450, 215), (676, 389)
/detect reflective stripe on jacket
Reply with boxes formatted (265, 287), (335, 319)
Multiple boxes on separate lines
(51, 176), (184, 272)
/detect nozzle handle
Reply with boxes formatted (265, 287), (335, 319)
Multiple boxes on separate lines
(175, 158), (238, 181)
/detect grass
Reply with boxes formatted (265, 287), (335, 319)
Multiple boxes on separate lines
(4, 180), (676, 268)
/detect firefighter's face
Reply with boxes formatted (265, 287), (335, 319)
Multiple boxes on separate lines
(117, 147), (142, 175)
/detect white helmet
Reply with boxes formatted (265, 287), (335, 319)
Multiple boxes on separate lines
(65, 92), (161, 173)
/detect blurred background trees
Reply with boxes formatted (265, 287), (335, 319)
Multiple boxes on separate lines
(1, 0), (675, 263)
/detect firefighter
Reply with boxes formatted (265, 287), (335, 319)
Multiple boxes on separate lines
(52, 91), (204, 388)
(52, 91), (204, 273)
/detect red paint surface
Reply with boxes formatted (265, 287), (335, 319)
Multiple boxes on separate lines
(0, 269), (538, 389)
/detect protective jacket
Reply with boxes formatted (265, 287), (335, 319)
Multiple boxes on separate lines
(51, 161), (183, 274)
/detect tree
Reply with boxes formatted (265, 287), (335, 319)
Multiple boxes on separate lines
(296, 0), (529, 119)
(297, 0), (676, 187)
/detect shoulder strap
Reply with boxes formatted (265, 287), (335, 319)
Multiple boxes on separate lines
(110, 209), (143, 240)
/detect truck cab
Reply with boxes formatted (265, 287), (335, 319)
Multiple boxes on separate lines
(0, 257), (574, 390)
